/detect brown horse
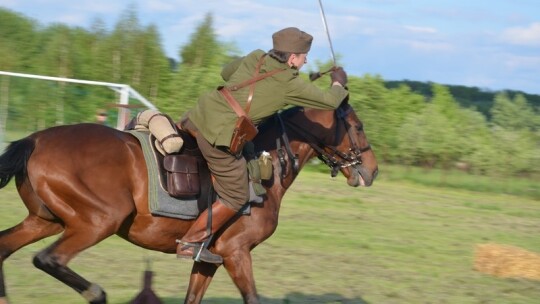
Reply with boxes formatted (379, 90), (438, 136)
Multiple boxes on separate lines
(0, 102), (377, 304)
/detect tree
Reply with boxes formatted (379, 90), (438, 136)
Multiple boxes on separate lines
(0, 8), (38, 139)
(347, 75), (391, 160)
(162, 13), (237, 118)
(491, 92), (538, 131)
(179, 13), (225, 68)
(344, 75), (426, 163)
(456, 109), (497, 174)
(379, 84), (425, 162)
(106, 5), (141, 84)
(431, 84), (460, 121)
(34, 24), (76, 125)
(398, 104), (460, 170)
(489, 127), (539, 176)
(135, 24), (170, 103)
(98, 6), (171, 120)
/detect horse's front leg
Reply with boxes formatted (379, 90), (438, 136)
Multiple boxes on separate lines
(184, 262), (219, 304)
(223, 249), (259, 304)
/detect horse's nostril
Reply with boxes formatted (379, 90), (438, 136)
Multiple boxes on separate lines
(373, 168), (379, 180)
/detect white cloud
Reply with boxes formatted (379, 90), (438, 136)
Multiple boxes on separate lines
(501, 22), (540, 46)
(406, 40), (453, 52)
(404, 25), (437, 34)
(502, 54), (540, 70)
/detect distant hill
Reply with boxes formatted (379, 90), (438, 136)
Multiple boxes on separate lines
(384, 80), (540, 119)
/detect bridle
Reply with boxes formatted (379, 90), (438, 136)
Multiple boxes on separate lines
(276, 105), (372, 178)
(320, 105), (372, 177)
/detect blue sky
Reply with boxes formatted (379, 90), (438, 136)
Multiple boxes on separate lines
(1, 0), (539, 94)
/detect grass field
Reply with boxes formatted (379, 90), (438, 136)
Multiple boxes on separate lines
(0, 166), (539, 303)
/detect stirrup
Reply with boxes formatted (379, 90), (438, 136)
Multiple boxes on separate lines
(176, 240), (223, 264)
(178, 241), (205, 262)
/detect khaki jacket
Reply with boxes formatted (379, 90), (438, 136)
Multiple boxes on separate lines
(187, 49), (349, 147)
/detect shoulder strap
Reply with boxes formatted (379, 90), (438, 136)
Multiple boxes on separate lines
(228, 54), (282, 91)
(218, 87), (247, 117)
(224, 54), (285, 114)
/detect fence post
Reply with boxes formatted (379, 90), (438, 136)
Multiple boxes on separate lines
(117, 86), (130, 129)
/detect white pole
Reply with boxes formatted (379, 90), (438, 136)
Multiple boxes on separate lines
(0, 70), (158, 130)
(0, 71), (126, 88)
(117, 86), (130, 129)
(128, 87), (158, 110)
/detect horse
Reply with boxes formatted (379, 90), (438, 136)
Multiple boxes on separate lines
(0, 101), (378, 304)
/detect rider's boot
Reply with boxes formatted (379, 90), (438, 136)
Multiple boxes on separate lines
(176, 199), (237, 264)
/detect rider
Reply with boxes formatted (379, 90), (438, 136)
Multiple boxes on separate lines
(177, 27), (349, 263)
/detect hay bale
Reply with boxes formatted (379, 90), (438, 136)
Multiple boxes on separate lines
(474, 243), (540, 280)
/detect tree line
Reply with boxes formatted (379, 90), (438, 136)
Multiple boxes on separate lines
(0, 7), (538, 177)
(385, 80), (540, 119)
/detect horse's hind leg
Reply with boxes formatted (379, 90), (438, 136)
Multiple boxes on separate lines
(11, 177), (112, 303)
(32, 228), (110, 304)
(0, 215), (63, 302)
(184, 262), (219, 304)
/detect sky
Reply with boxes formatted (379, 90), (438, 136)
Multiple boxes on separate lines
(1, 0), (539, 94)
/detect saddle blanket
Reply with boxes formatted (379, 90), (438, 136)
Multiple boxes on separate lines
(127, 130), (201, 220)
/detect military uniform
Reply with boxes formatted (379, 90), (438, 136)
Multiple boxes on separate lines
(177, 27), (349, 264)
(184, 49), (348, 210)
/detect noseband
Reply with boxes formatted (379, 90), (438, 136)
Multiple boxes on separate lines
(276, 106), (371, 178)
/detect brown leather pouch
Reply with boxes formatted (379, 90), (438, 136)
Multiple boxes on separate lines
(163, 154), (200, 198)
(229, 115), (258, 156)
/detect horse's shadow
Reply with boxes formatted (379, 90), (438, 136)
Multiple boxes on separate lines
(154, 292), (369, 303)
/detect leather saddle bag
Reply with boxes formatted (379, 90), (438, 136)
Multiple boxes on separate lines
(163, 154), (200, 198)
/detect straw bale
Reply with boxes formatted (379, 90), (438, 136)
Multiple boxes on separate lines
(474, 243), (540, 280)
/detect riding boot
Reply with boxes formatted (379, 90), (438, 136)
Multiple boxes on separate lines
(176, 199), (238, 264)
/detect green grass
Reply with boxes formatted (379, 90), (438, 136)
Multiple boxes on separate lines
(0, 169), (539, 303)
(353, 163), (539, 200)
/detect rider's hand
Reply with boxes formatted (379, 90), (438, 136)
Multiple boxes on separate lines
(330, 67), (348, 87)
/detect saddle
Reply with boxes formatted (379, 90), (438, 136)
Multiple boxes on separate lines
(156, 128), (269, 203)
(125, 113), (210, 201)
(126, 113), (271, 203)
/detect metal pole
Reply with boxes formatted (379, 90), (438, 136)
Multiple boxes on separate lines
(317, 0), (336, 66)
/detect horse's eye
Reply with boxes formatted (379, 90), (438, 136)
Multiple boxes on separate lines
(356, 125), (364, 131)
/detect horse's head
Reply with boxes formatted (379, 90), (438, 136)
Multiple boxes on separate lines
(302, 102), (378, 187)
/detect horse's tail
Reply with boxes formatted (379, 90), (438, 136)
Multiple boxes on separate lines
(0, 137), (35, 189)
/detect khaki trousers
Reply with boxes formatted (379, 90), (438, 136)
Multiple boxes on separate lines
(183, 119), (249, 211)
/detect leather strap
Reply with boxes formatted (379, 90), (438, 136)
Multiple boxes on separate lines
(218, 87), (247, 117)
(159, 133), (181, 146)
(228, 54), (281, 92)
(220, 54), (285, 116)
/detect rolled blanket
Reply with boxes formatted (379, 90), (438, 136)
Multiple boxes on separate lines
(136, 110), (183, 155)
